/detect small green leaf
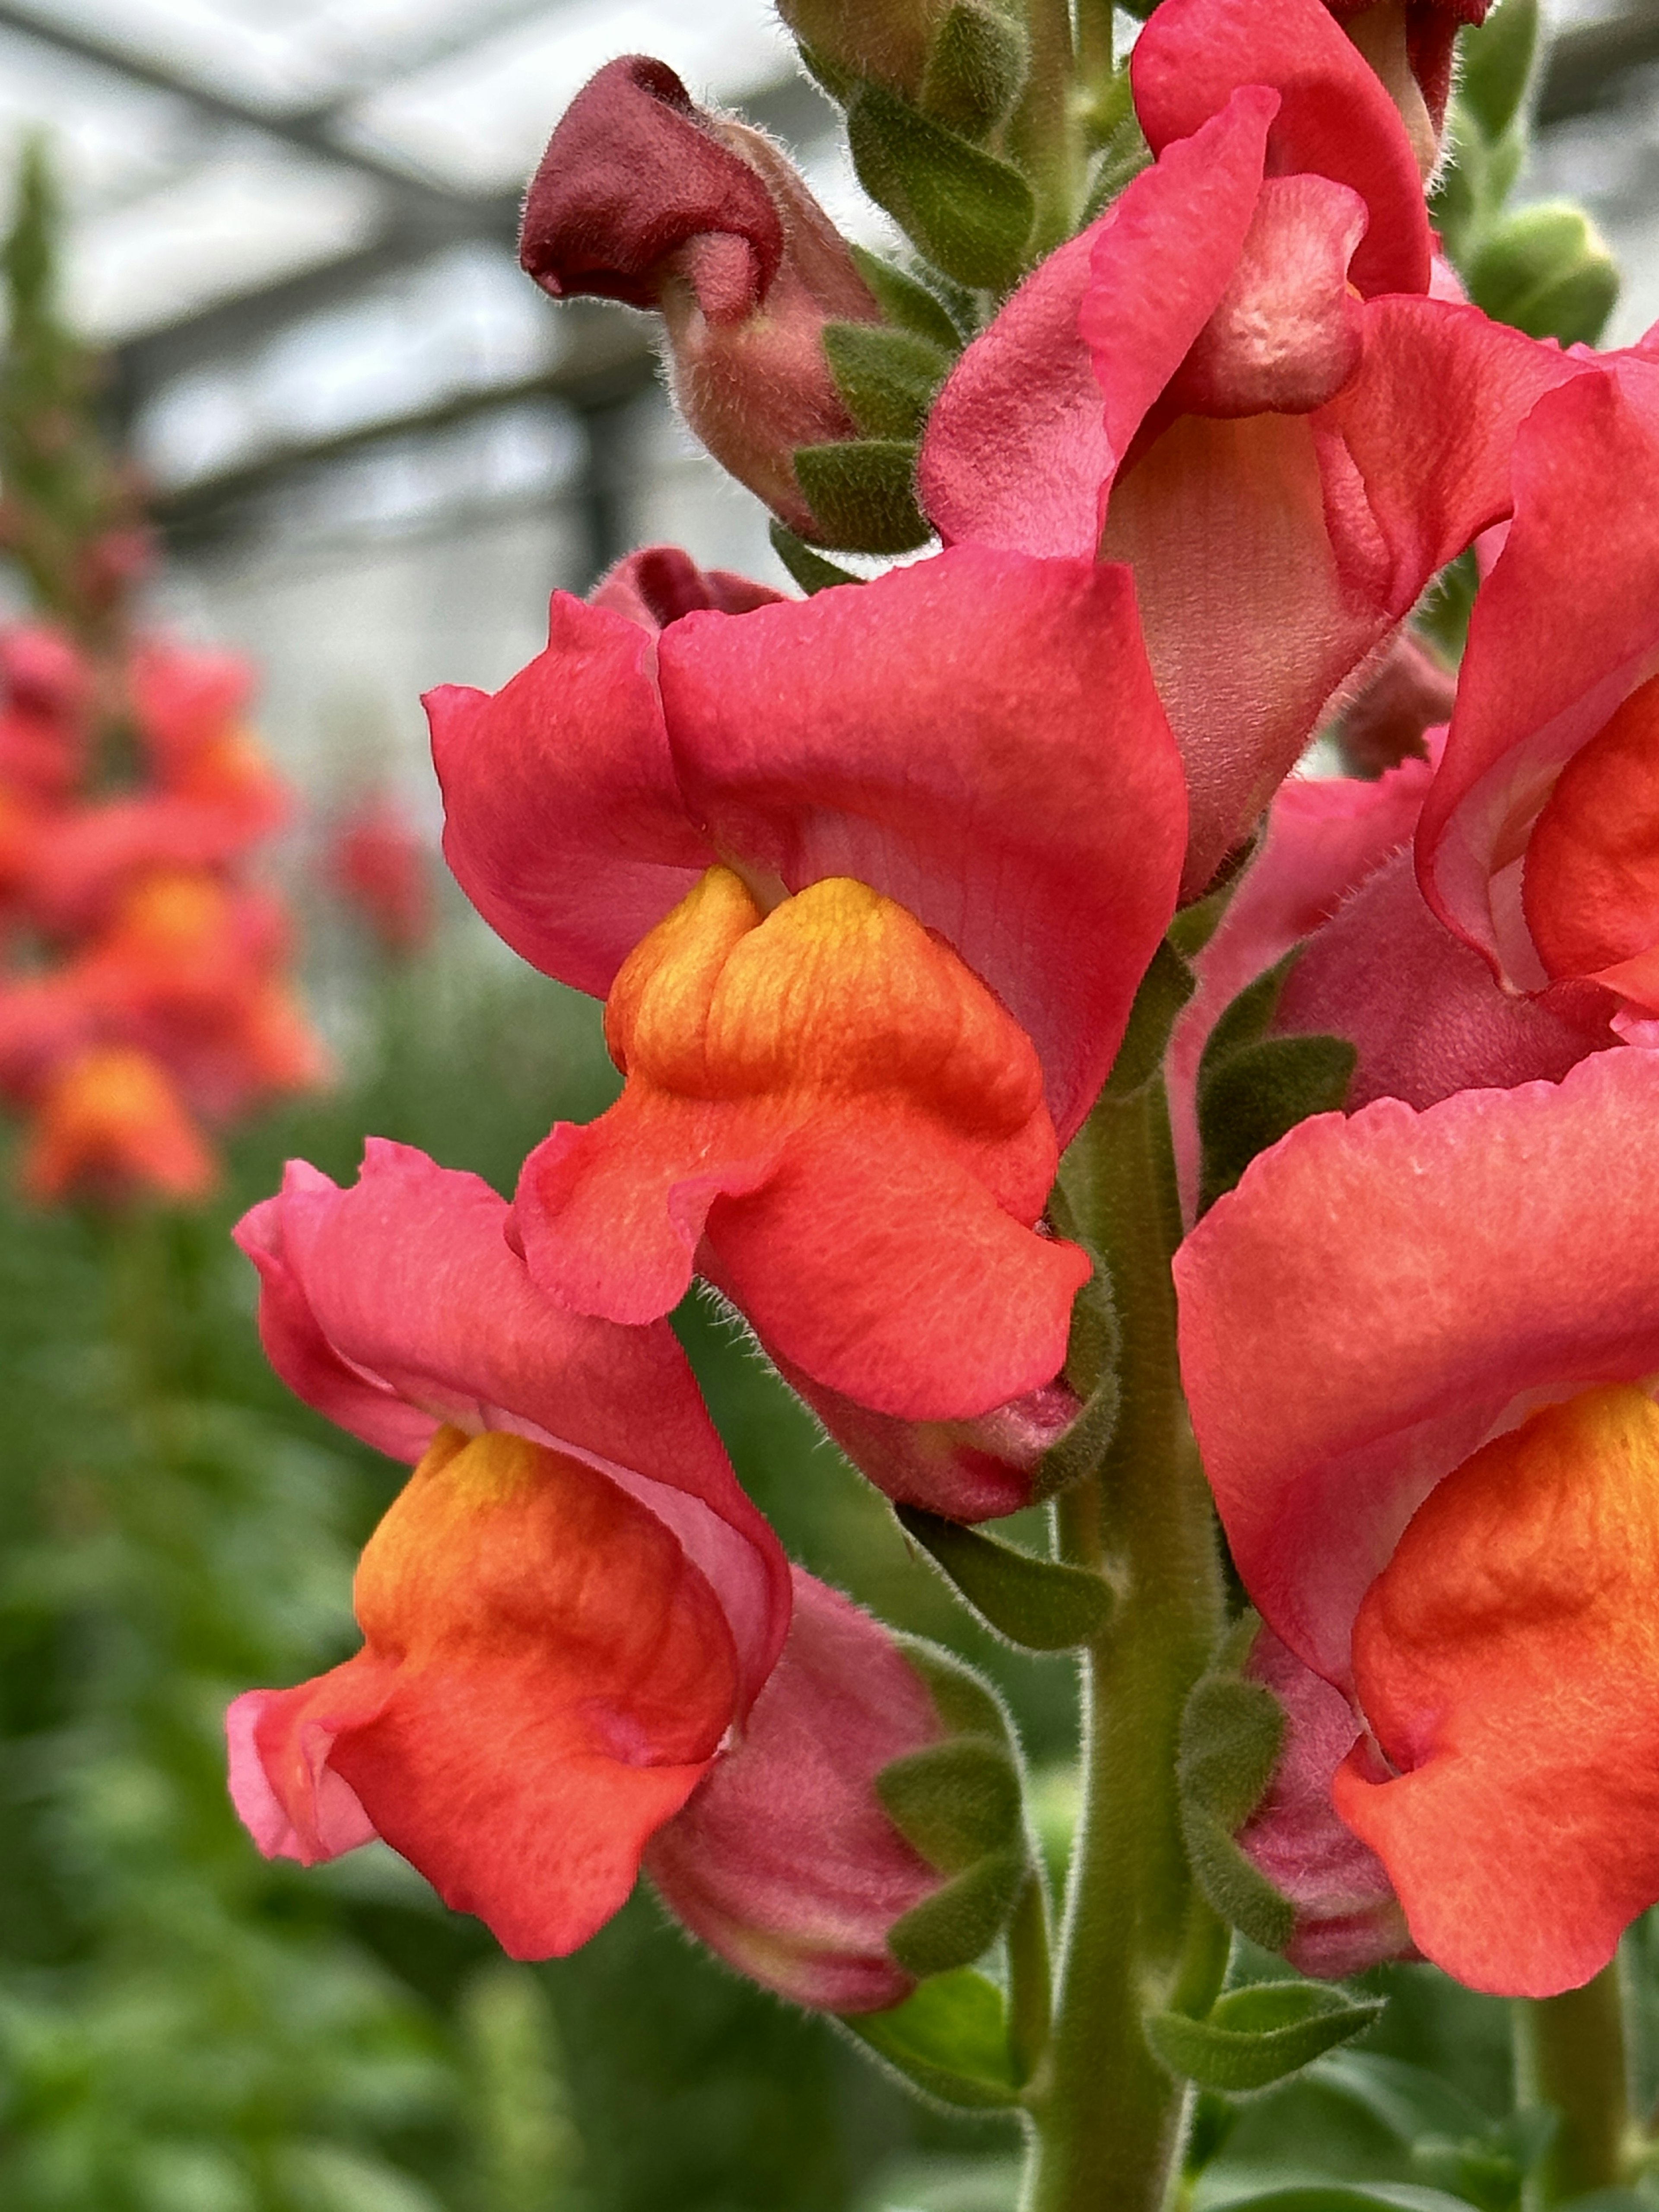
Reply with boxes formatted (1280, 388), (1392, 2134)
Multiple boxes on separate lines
(1459, 0), (1539, 143)
(792, 438), (931, 553)
(769, 521), (861, 594)
(918, 2), (1027, 139)
(823, 320), (955, 440)
(1104, 937), (1196, 1099)
(848, 86), (1035, 291)
(896, 1505), (1114, 1649)
(844, 1967), (1021, 2107)
(848, 245), (968, 350)
(886, 1845), (1027, 1977)
(1468, 201), (1620, 348)
(878, 1738), (1023, 1868)
(1195, 953), (1354, 1214)
(1198, 1035), (1356, 1212)
(1178, 1664), (1296, 1954)
(1148, 1982), (1385, 2094)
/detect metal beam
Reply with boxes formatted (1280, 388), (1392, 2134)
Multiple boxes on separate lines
(1538, 5), (1659, 126)
(152, 303), (657, 542)
(0, 0), (487, 207)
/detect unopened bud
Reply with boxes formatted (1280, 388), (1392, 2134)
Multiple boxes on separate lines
(1235, 1627), (1413, 1979)
(645, 1571), (1030, 2012)
(520, 57), (881, 540)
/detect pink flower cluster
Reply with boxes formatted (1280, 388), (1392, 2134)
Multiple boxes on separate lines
(0, 628), (323, 1204)
(228, 0), (1659, 2010)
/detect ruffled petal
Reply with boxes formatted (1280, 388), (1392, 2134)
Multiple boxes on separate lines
(428, 592), (714, 995)
(1175, 1051), (1659, 1684)
(657, 547), (1186, 1141)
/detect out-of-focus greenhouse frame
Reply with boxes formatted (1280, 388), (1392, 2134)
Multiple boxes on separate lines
(1, 0), (1657, 752)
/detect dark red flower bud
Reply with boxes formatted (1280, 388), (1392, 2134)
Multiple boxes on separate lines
(520, 58), (881, 536)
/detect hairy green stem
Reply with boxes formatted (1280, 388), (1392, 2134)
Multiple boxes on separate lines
(1514, 1961), (1631, 2202)
(1006, 0), (1082, 258)
(1022, 1077), (1224, 2212)
(1073, 0), (1119, 144)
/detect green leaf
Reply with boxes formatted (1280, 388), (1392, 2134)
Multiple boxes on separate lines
(1468, 202), (1620, 348)
(878, 1738), (1023, 1869)
(1195, 953), (1354, 1214)
(896, 1504), (1114, 1649)
(823, 320), (955, 441)
(769, 521), (861, 594)
(843, 1967), (1021, 2108)
(792, 438), (931, 553)
(1177, 1665), (1296, 1954)
(1104, 937), (1196, 1098)
(918, 3), (1027, 139)
(1459, 0), (1539, 143)
(1148, 1983), (1385, 2094)
(848, 245), (968, 350)
(848, 86), (1034, 291)
(886, 1845), (1027, 1977)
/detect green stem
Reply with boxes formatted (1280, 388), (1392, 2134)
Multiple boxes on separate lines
(1006, 0), (1082, 259)
(1009, 1866), (1055, 2090)
(1023, 1077), (1225, 2212)
(1513, 1961), (1631, 2202)
(1073, 0), (1119, 145)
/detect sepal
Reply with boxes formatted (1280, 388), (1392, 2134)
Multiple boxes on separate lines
(768, 523), (862, 595)
(823, 320), (957, 440)
(845, 1967), (1022, 2107)
(1195, 955), (1354, 1214)
(1147, 1981), (1384, 2094)
(847, 87), (1035, 290)
(918, 3), (1027, 139)
(1177, 1653), (1296, 1956)
(878, 1641), (1031, 1977)
(847, 245), (966, 349)
(895, 1504), (1114, 1649)
(792, 438), (931, 553)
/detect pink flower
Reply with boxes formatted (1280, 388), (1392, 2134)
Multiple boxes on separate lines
(1176, 1051), (1659, 1993)
(919, 0), (1575, 891)
(429, 543), (1184, 1514)
(519, 59), (881, 539)
(327, 794), (434, 957)
(648, 1571), (963, 2013)
(1417, 356), (1659, 1042)
(226, 1140), (791, 1959)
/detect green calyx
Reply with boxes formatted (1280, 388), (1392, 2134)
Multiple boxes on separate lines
(847, 86), (1036, 291)
(877, 1640), (1032, 1980)
(791, 437), (931, 553)
(896, 1505), (1115, 1650)
(822, 320), (957, 441)
(1176, 1627), (1296, 1956)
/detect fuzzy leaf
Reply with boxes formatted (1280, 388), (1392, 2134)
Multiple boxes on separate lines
(823, 321), (956, 440)
(844, 1967), (1021, 2107)
(896, 1505), (1113, 1649)
(769, 521), (862, 595)
(878, 1738), (1023, 1869)
(1149, 1983), (1384, 2094)
(848, 246), (967, 350)
(792, 437), (931, 553)
(1178, 1665), (1297, 1953)
(919, 3), (1027, 139)
(887, 1847), (1028, 1978)
(1198, 1036), (1355, 1213)
(1459, 0), (1538, 143)
(848, 86), (1034, 290)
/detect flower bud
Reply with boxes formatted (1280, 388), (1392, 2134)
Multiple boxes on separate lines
(1236, 1627), (1412, 1980)
(645, 1571), (1030, 2012)
(520, 58), (881, 540)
